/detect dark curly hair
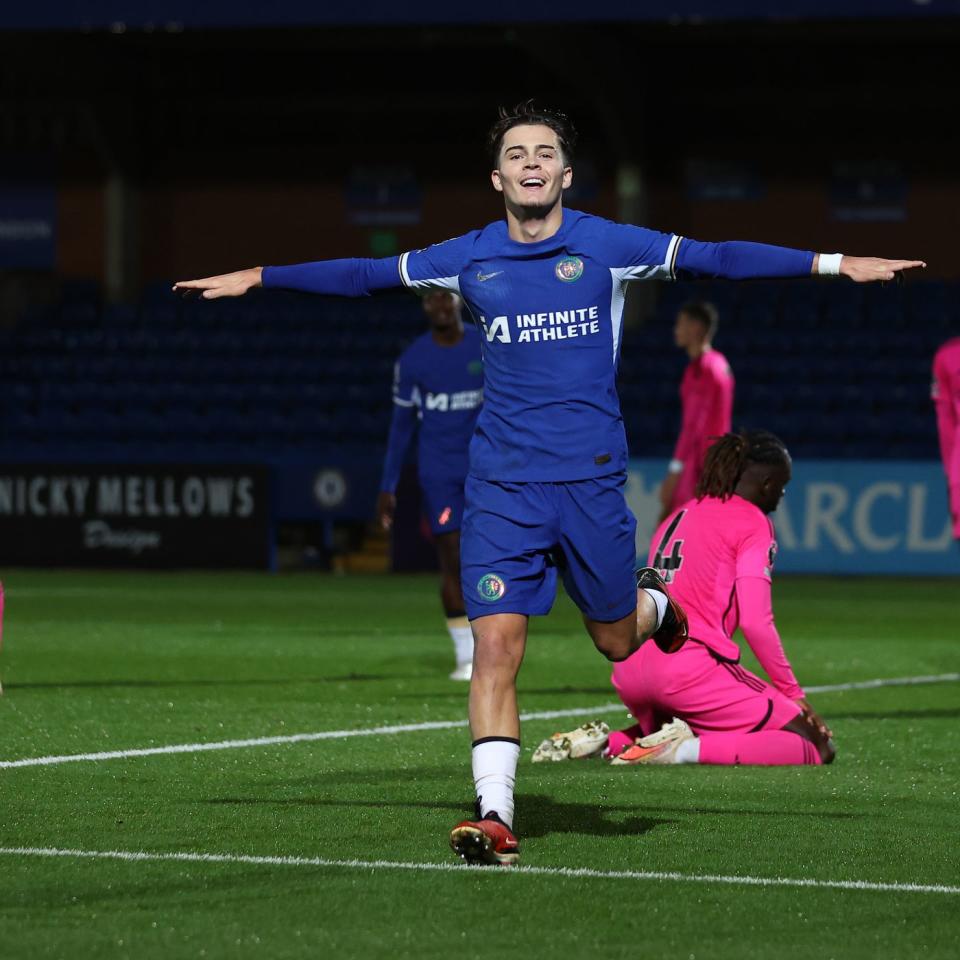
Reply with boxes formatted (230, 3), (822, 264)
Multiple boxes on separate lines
(696, 429), (790, 501)
(486, 100), (578, 169)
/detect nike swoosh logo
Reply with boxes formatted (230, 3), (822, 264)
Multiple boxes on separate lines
(476, 270), (503, 282)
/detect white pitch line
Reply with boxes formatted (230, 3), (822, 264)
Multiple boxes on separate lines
(1, 672), (957, 771)
(0, 703), (623, 770)
(0, 846), (957, 896)
(805, 673), (960, 694)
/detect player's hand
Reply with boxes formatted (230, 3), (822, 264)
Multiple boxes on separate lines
(172, 267), (263, 299)
(376, 491), (397, 532)
(795, 697), (833, 740)
(838, 256), (926, 283)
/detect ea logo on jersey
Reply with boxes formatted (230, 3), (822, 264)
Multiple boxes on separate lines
(477, 573), (507, 602)
(555, 256), (584, 282)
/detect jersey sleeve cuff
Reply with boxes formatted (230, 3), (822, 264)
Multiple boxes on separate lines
(666, 235), (682, 280)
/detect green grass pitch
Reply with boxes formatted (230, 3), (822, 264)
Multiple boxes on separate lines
(1, 570), (958, 959)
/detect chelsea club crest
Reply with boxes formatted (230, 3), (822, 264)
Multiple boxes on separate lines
(555, 256), (584, 282)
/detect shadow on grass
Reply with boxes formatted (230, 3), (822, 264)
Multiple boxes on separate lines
(201, 793), (672, 839)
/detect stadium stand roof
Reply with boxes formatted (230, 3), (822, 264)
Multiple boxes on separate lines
(2, 0), (959, 31)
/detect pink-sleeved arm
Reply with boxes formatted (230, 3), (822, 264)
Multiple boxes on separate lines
(735, 518), (804, 700)
(933, 350), (958, 474)
(736, 578), (804, 700)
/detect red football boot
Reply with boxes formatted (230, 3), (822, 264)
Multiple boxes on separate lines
(636, 566), (687, 653)
(450, 809), (520, 866)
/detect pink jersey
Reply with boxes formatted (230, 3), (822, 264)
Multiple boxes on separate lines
(932, 338), (960, 537)
(647, 494), (803, 698)
(670, 349), (734, 506)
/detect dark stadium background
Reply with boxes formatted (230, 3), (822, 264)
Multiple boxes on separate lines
(1, 1), (958, 571)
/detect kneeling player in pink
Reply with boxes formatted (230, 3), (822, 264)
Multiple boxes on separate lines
(536, 430), (833, 767)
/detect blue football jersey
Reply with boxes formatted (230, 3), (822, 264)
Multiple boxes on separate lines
(398, 209), (678, 482)
(392, 325), (484, 482)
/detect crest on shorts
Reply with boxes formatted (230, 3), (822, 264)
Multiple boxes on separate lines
(555, 256), (584, 282)
(477, 573), (507, 602)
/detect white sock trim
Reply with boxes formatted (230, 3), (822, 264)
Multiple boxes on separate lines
(641, 588), (669, 631)
(674, 737), (701, 764)
(472, 739), (520, 829)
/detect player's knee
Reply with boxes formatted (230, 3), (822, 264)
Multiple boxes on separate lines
(591, 633), (634, 663)
(473, 630), (524, 675)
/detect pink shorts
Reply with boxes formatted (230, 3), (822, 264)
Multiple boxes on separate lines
(611, 639), (801, 738)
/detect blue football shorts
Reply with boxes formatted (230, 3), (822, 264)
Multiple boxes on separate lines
(461, 473), (638, 622)
(420, 472), (466, 536)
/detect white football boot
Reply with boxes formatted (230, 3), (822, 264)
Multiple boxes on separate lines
(609, 717), (694, 765)
(531, 721), (610, 763)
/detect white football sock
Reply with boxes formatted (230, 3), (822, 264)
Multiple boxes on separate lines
(472, 737), (520, 829)
(447, 616), (474, 666)
(674, 737), (701, 764)
(641, 588), (668, 630)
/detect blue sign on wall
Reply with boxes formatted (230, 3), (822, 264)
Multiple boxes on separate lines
(272, 449), (384, 523)
(627, 458), (960, 575)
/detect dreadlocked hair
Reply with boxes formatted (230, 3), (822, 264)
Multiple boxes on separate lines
(696, 429), (790, 501)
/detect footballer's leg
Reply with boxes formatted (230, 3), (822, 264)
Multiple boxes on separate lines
(451, 478), (557, 865)
(559, 476), (686, 663)
(424, 476), (473, 680)
(435, 530), (473, 680)
(450, 611), (526, 865)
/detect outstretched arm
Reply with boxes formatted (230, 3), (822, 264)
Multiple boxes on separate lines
(736, 576), (832, 738)
(675, 238), (925, 283)
(736, 576), (804, 699)
(174, 232), (479, 300)
(173, 257), (404, 300)
(378, 402), (417, 531)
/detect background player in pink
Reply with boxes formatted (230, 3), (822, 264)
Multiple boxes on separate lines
(932, 337), (960, 540)
(536, 430), (833, 767)
(659, 300), (734, 522)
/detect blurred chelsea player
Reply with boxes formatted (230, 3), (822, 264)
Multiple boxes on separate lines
(175, 100), (925, 867)
(378, 291), (483, 681)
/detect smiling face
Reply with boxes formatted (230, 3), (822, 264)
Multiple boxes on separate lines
(490, 123), (572, 216)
